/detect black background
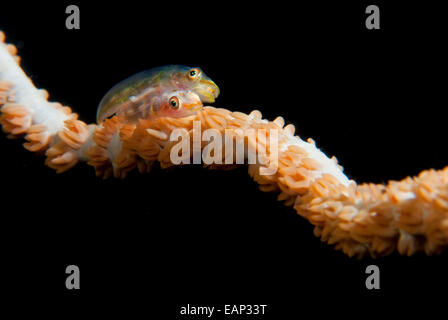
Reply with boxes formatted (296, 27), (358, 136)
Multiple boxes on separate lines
(1, 1), (447, 317)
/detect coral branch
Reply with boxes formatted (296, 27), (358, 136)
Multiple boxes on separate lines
(1, 31), (447, 258)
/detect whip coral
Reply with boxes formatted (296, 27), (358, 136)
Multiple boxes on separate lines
(1, 30), (447, 258)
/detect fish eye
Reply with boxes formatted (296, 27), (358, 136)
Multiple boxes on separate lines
(169, 96), (180, 109)
(188, 68), (201, 80)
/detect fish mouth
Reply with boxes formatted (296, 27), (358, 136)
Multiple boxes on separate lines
(183, 103), (203, 113)
(195, 79), (220, 103)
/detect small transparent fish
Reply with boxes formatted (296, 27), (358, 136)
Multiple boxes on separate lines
(119, 89), (203, 122)
(96, 65), (220, 123)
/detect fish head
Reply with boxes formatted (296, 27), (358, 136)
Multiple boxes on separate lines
(154, 90), (203, 118)
(170, 66), (220, 103)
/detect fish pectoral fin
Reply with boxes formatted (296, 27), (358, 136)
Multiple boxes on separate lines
(96, 104), (121, 122)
